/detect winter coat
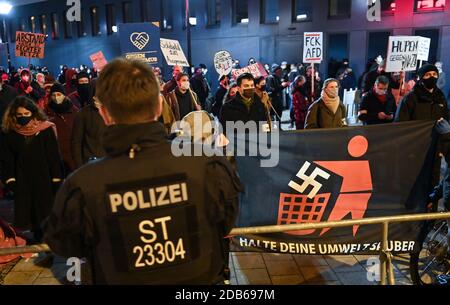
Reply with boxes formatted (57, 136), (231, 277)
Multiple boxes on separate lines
(304, 98), (347, 129)
(358, 90), (397, 125)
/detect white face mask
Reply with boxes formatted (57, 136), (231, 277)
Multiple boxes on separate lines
(180, 81), (190, 90)
(326, 88), (339, 98)
(54, 95), (66, 104)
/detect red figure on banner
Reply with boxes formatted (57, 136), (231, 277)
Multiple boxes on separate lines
(314, 135), (373, 236)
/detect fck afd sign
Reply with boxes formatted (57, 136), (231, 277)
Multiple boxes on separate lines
(303, 32), (323, 64)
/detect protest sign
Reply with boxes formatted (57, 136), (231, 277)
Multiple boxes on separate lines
(89, 51), (108, 71)
(231, 63), (268, 80)
(15, 31), (45, 59)
(118, 22), (161, 65)
(160, 38), (190, 67)
(303, 32), (323, 64)
(417, 36), (431, 61)
(385, 36), (419, 72)
(214, 50), (233, 76)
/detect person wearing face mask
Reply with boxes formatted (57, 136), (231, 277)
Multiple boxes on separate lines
(362, 61), (399, 95)
(304, 78), (347, 129)
(45, 83), (79, 174)
(190, 66), (210, 109)
(68, 71), (92, 109)
(291, 75), (309, 130)
(358, 76), (396, 125)
(254, 76), (272, 119)
(15, 69), (42, 103)
(266, 65), (290, 122)
(220, 73), (269, 134)
(0, 96), (62, 243)
(165, 73), (201, 121)
(211, 75), (230, 117)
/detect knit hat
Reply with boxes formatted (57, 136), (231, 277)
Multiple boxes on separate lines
(50, 82), (66, 95)
(77, 71), (90, 81)
(418, 64), (439, 79)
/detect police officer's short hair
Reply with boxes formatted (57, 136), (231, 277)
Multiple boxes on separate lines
(237, 73), (254, 87)
(96, 59), (159, 124)
(375, 75), (389, 86)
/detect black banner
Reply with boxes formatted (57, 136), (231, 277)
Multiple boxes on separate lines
(232, 121), (437, 255)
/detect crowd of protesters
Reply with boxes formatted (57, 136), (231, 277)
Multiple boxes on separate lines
(0, 55), (449, 266)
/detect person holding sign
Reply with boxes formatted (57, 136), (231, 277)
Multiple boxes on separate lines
(304, 78), (347, 129)
(43, 59), (242, 285)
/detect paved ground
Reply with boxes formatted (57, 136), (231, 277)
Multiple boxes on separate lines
(1, 251), (412, 285)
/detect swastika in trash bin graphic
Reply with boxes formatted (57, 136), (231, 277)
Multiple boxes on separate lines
(278, 136), (373, 236)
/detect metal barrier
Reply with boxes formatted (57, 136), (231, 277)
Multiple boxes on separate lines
(1, 211), (450, 285)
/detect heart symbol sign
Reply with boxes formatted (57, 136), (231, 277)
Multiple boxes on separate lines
(130, 32), (150, 50)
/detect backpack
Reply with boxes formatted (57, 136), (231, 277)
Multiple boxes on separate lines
(0, 218), (31, 265)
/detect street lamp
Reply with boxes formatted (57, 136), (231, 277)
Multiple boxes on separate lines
(0, 2), (12, 73)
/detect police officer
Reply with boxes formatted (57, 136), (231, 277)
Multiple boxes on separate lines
(44, 59), (242, 285)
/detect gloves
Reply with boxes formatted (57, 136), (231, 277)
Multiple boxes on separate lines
(435, 119), (450, 135)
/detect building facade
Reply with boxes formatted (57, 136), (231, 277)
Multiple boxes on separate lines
(1, 0), (449, 94)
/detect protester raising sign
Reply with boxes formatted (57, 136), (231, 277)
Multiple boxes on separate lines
(90, 51), (108, 72)
(231, 63), (268, 80)
(160, 38), (190, 67)
(214, 50), (233, 76)
(15, 31), (46, 59)
(385, 36), (420, 72)
(303, 32), (323, 64)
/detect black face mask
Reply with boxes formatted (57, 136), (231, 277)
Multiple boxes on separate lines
(50, 98), (73, 113)
(78, 84), (91, 102)
(16, 116), (32, 126)
(259, 85), (267, 92)
(243, 88), (255, 99)
(422, 77), (438, 90)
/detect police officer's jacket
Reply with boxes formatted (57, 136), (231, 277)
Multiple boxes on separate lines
(44, 121), (242, 284)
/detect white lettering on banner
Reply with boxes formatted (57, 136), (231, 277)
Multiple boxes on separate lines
(109, 182), (188, 213)
(133, 217), (187, 269)
(288, 161), (330, 199)
(237, 238), (416, 254)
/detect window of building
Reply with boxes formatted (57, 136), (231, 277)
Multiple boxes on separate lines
(9, 20), (16, 42)
(0, 21), (6, 43)
(414, 0), (445, 12)
(90, 6), (100, 36)
(64, 10), (73, 39)
(367, 31), (390, 62)
(106, 4), (116, 35)
(182, 0), (197, 27)
(415, 29), (440, 64)
(123, 2), (133, 23)
(77, 9), (86, 37)
(368, 0), (396, 14)
(140, 0), (151, 22)
(207, 0), (221, 26)
(292, 0), (313, 22)
(40, 14), (47, 35)
(328, 0), (352, 19)
(233, 0), (249, 24)
(161, 0), (173, 30)
(261, 0), (279, 23)
(51, 13), (59, 39)
(328, 33), (349, 78)
(29, 16), (36, 33)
